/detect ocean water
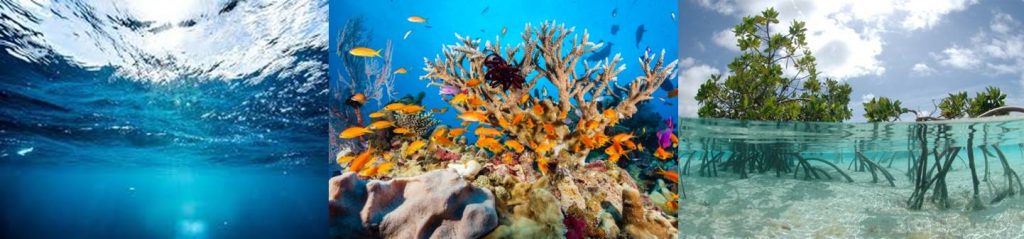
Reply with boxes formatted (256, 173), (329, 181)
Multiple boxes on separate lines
(330, 0), (679, 159)
(1, 0), (328, 237)
(680, 117), (1024, 237)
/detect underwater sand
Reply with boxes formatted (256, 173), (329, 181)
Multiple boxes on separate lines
(681, 159), (1024, 238)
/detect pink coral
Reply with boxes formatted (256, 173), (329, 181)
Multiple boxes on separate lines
(434, 148), (460, 161)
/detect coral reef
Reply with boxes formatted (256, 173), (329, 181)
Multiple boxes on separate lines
(333, 21), (680, 238)
(421, 21), (677, 166)
(329, 170), (499, 239)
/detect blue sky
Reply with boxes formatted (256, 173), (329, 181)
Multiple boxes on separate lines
(679, 0), (1024, 122)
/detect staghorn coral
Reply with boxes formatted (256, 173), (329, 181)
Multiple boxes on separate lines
(421, 21), (678, 167)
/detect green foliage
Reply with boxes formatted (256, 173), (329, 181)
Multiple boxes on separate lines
(863, 96), (908, 122)
(968, 86), (1006, 117)
(938, 92), (968, 119)
(695, 8), (852, 122)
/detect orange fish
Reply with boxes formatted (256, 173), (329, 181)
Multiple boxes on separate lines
(558, 108), (569, 120)
(524, 117), (535, 129)
(579, 134), (596, 148)
(497, 117), (511, 129)
(665, 194), (678, 212)
(448, 128), (467, 137)
(667, 89), (678, 98)
(612, 133), (634, 143)
(593, 133), (610, 147)
(502, 153), (515, 165)
(376, 162), (396, 176)
(384, 103), (407, 111)
(467, 97), (486, 107)
(358, 164), (380, 177)
(671, 134), (679, 147)
(537, 155), (550, 175)
(654, 147), (673, 160)
(511, 113), (525, 125)
(655, 169), (679, 184)
(392, 127), (412, 134)
(475, 137), (503, 153)
(405, 140), (426, 157)
(368, 120), (393, 130)
(400, 105), (424, 114)
(336, 155), (355, 165)
(604, 109), (619, 125)
(348, 93), (367, 105)
(466, 79), (482, 87)
(340, 126), (372, 139)
(534, 142), (553, 154)
(349, 148), (373, 173)
(458, 111), (488, 123)
(533, 104), (544, 115)
(475, 127), (502, 137)
(450, 93), (468, 104)
(519, 94), (530, 104)
(369, 112), (387, 118)
(431, 128), (455, 146)
(585, 120), (600, 130)
(505, 140), (525, 153)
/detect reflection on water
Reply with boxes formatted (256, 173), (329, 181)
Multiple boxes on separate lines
(679, 116), (1024, 237)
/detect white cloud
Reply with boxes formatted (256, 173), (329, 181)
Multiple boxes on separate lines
(712, 29), (739, 51)
(678, 58), (721, 117)
(898, 0), (978, 30)
(861, 94), (876, 103)
(693, 0), (978, 80)
(911, 63), (934, 76)
(991, 12), (1016, 34)
(937, 47), (980, 69)
(933, 12), (1024, 96)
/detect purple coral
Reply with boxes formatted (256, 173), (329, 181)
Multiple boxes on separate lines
(564, 212), (588, 239)
(656, 117), (675, 148)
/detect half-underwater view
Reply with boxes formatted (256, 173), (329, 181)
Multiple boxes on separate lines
(680, 1), (1024, 238)
(329, 0), (681, 238)
(0, 0), (327, 238)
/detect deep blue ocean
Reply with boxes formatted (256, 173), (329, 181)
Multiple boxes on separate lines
(0, 0), (328, 237)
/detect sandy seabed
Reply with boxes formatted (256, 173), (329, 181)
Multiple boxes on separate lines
(680, 160), (1024, 238)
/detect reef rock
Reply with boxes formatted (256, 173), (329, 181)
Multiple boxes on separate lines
(621, 187), (678, 239)
(329, 169), (499, 239)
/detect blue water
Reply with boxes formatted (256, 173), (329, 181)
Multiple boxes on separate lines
(330, 0), (679, 127)
(0, 0), (328, 237)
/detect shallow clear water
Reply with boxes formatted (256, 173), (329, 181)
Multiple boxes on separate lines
(679, 117), (1024, 237)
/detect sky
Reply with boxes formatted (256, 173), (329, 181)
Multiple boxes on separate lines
(679, 0), (1024, 122)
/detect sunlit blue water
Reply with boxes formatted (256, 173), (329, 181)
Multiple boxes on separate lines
(330, 0), (680, 157)
(0, 0), (327, 237)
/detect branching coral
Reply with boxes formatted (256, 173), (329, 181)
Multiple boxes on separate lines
(421, 21), (677, 167)
(335, 17), (398, 125)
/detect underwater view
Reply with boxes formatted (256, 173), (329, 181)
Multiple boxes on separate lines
(329, 0), (681, 238)
(680, 117), (1024, 237)
(0, 0), (328, 237)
